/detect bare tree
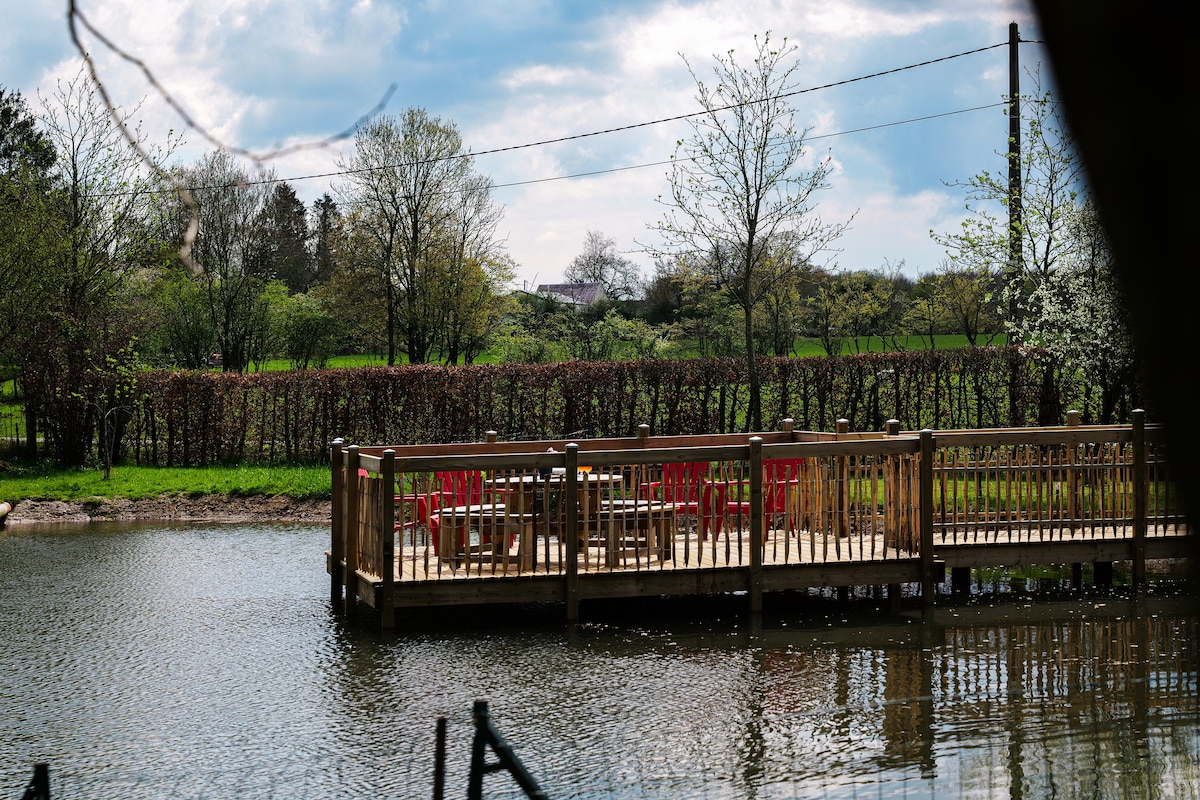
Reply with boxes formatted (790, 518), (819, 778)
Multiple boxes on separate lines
(650, 33), (851, 430)
(565, 230), (641, 301)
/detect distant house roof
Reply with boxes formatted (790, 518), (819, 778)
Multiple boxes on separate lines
(536, 282), (606, 306)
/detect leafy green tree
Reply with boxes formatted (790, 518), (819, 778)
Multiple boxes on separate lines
(434, 251), (515, 364)
(936, 261), (1003, 346)
(752, 243), (818, 356)
(0, 87), (55, 175)
(337, 108), (505, 365)
(0, 87), (58, 455)
(174, 150), (274, 373)
(275, 290), (339, 369)
(0, 88), (57, 355)
(640, 257), (686, 326)
(23, 72), (175, 466)
(318, 206), (386, 358)
(802, 271), (846, 357)
(309, 193), (339, 286)
(650, 33), (851, 429)
(151, 269), (216, 368)
(903, 272), (950, 349)
(251, 182), (313, 293)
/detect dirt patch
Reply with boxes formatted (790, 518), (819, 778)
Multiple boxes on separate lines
(3, 494), (331, 525)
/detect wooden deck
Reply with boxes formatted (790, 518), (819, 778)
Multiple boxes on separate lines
(329, 413), (1195, 626)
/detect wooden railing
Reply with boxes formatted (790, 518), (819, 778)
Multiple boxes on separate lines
(929, 411), (1183, 545)
(330, 411), (1186, 621)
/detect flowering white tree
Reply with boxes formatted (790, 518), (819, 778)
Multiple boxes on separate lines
(934, 72), (1134, 423)
(1011, 200), (1134, 421)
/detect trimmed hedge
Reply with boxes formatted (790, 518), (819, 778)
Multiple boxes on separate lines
(122, 347), (1142, 465)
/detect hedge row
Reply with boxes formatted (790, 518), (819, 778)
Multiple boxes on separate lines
(122, 347), (1142, 466)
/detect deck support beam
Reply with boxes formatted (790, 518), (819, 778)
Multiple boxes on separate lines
(343, 445), (360, 619)
(379, 449), (395, 630)
(1132, 409), (1147, 590)
(951, 567), (971, 595)
(329, 439), (344, 609)
(919, 430), (936, 607)
(748, 437), (764, 614)
(565, 443), (580, 622)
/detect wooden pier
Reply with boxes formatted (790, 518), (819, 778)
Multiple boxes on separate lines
(328, 411), (1192, 627)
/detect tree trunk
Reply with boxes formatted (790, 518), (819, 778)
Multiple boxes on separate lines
(744, 304), (761, 431)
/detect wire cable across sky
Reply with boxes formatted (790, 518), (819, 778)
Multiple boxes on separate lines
(83, 39), (1028, 198)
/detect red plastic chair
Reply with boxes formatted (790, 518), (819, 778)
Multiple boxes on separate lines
(720, 458), (804, 537)
(652, 462), (728, 539)
(763, 458), (803, 534)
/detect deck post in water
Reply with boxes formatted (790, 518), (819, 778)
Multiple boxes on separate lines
(885, 420), (904, 610)
(433, 715), (447, 800)
(1067, 411), (1084, 589)
(1132, 409), (1147, 590)
(749, 436), (764, 613)
(835, 419), (851, 602)
(380, 449), (396, 629)
(330, 438), (345, 609)
(919, 430), (936, 607)
(344, 445), (361, 618)
(565, 443), (580, 622)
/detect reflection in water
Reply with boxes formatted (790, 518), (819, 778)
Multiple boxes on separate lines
(1, 522), (1197, 799)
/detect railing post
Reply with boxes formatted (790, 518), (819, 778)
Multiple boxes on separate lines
(468, 699), (548, 800)
(380, 449), (396, 629)
(1132, 409), (1147, 590)
(836, 419), (849, 540)
(1066, 411), (1083, 590)
(486, 430), (498, 444)
(565, 443), (580, 621)
(749, 436), (764, 613)
(344, 445), (360, 618)
(919, 430), (936, 607)
(330, 438), (344, 610)
(782, 418), (795, 436)
(885, 421), (902, 610)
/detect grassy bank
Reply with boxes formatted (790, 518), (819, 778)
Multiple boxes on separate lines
(0, 462), (331, 504)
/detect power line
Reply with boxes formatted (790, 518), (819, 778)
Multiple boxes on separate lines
(87, 41), (1015, 198)
(491, 102), (1008, 192)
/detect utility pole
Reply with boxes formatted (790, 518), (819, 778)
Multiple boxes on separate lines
(1008, 22), (1022, 280)
(1006, 21), (1022, 425)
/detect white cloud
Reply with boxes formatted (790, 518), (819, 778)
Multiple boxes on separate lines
(11, 0), (1045, 292)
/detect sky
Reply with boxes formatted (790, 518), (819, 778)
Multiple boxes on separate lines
(2, 0), (1050, 291)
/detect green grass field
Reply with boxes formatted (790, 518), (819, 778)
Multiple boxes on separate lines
(0, 463), (331, 504)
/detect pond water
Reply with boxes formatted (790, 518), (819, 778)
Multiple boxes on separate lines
(2, 522), (1198, 799)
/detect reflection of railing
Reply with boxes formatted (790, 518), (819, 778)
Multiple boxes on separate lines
(330, 412), (1185, 626)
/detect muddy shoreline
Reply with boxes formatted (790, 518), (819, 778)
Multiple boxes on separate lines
(3, 495), (332, 525)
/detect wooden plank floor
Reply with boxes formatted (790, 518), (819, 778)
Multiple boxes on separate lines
(388, 523), (1191, 583)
